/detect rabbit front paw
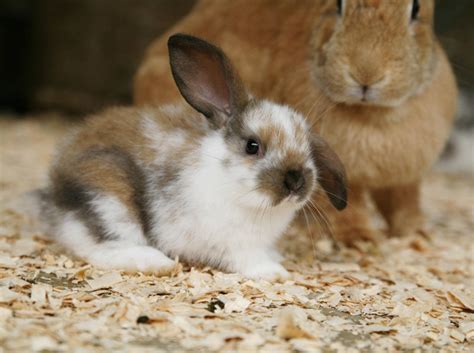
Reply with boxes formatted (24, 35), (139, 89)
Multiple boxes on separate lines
(240, 261), (290, 281)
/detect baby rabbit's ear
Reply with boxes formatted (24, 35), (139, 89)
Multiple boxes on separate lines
(311, 136), (347, 210)
(168, 33), (249, 128)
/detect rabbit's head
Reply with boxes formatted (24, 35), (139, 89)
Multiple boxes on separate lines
(168, 34), (347, 210)
(311, 0), (437, 107)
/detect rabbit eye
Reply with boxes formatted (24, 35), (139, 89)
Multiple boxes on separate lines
(336, 0), (343, 15)
(245, 139), (260, 155)
(411, 0), (420, 21)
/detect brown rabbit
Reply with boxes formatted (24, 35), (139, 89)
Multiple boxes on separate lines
(134, 0), (458, 243)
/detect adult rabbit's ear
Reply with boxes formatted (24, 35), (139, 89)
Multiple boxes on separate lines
(311, 135), (347, 210)
(168, 33), (249, 128)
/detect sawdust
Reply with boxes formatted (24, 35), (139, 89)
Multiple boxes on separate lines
(0, 114), (473, 352)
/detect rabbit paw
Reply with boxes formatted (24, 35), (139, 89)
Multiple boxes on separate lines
(334, 226), (381, 247)
(241, 261), (290, 281)
(87, 245), (176, 275)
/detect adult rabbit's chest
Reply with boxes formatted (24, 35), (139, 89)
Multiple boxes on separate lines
(316, 105), (451, 188)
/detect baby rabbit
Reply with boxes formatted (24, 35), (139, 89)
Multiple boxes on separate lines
(40, 34), (347, 279)
(134, 0), (457, 243)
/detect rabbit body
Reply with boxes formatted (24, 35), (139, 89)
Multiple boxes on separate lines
(41, 35), (347, 278)
(134, 0), (457, 241)
(45, 106), (296, 278)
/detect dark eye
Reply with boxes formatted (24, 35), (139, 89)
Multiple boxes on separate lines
(411, 0), (420, 21)
(337, 0), (343, 15)
(246, 139), (260, 155)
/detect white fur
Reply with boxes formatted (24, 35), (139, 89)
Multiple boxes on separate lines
(246, 101), (312, 155)
(247, 101), (295, 142)
(142, 113), (188, 165)
(144, 126), (303, 279)
(86, 245), (175, 273)
(89, 194), (147, 245)
(54, 211), (175, 273)
(54, 211), (98, 258)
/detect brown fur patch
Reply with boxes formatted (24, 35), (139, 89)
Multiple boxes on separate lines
(51, 146), (152, 241)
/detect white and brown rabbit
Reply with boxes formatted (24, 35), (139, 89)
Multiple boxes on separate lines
(38, 34), (346, 279)
(135, 0), (458, 243)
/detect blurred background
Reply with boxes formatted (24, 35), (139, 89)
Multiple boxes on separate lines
(0, 0), (195, 114)
(0, 0), (472, 115)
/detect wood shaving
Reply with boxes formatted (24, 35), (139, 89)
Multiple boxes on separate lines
(0, 254), (16, 268)
(277, 308), (315, 340)
(446, 290), (474, 312)
(0, 115), (473, 352)
(86, 272), (124, 290)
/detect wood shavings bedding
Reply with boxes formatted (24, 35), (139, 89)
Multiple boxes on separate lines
(0, 115), (473, 352)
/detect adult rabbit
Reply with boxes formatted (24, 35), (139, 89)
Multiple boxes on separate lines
(134, 0), (457, 243)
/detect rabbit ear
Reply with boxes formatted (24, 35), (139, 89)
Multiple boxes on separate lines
(168, 33), (249, 128)
(311, 136), (347, 210)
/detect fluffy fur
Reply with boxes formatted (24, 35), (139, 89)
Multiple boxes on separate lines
(41, 35), (347, 279)
(134, 0), (458, 242)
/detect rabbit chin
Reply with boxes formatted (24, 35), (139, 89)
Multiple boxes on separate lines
(324, 85), (411, 108)
(233, 188), (299, 213)
(342, 93), (408, 108)
(279, 193), (310, 211)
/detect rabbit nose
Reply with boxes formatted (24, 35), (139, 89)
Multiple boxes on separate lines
(351, 72), (384, 93)
(283, 170), (305, 193)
